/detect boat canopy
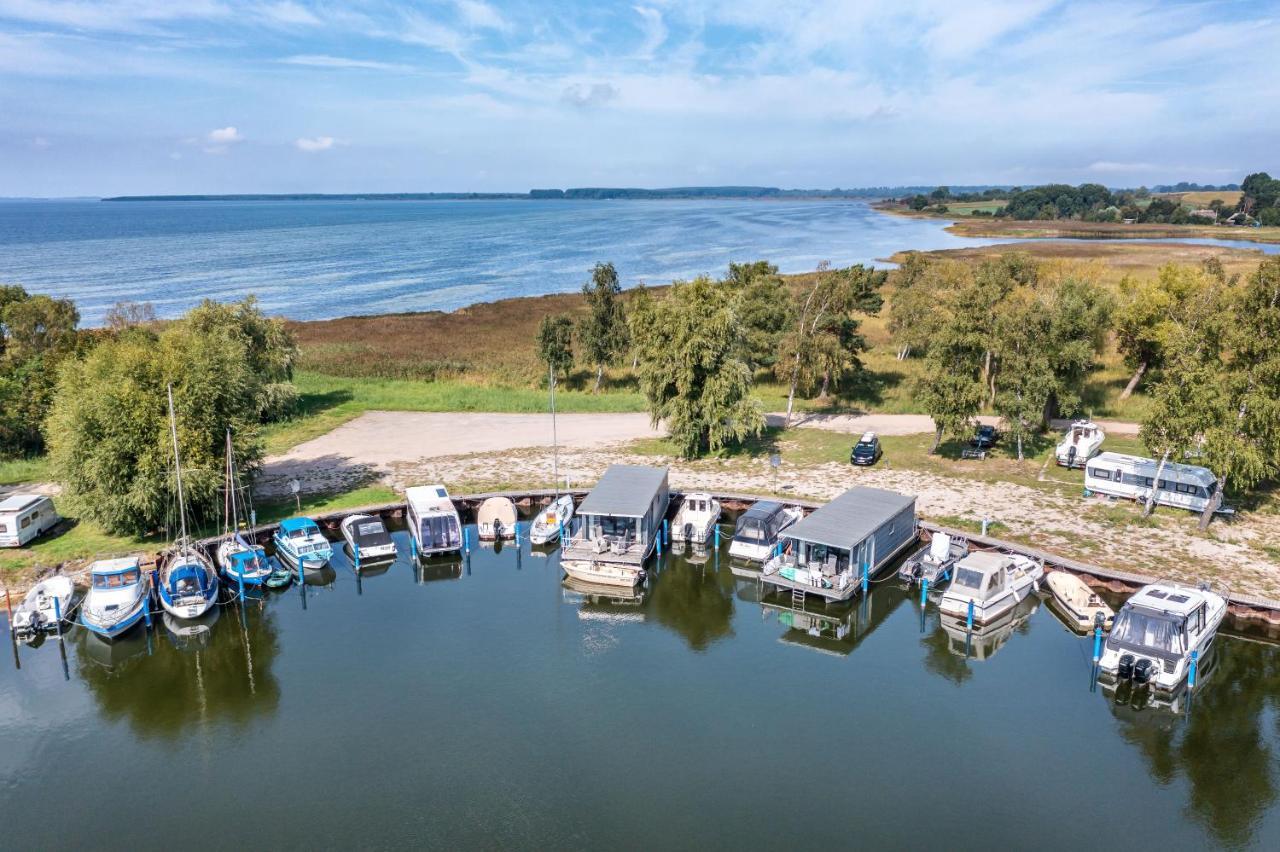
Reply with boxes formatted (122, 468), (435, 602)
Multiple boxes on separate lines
(350, 518), (393, 549)
(734, 502), (789, 541)
(280, 517), (320, 538)
(1110, 606), (1186, 655)
(165, 561), (210, 594)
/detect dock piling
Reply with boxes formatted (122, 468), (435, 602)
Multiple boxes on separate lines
(920, 576), (928, 606)
(53, 596), (63, 641)
(1092, 625), (1102, 663)
(966, 599), (974, 631)
(4, 588), (12, 637)
(1189, 649), (1198, 690)
(663, 518), (669, 545)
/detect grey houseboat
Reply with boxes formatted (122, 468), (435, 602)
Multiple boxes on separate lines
(761, 486), (917, 602)
(561, 465), (671, 587)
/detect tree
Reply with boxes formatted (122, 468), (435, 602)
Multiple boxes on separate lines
(992, 289), (1054, 461)
(634, 277), (764, 458)
(577, 262), (628, 392)
(181, 297), (299, 421)
(1039, 272), (1112, 420)
(729, 261), (793, 371)
(888, 254), (954, 360)
(0, 288), (81, 456)
(917, 341), (985, 454)
(625, 282), (656, 369)
(1113, 264), (1216, 400)
(535, 314), (574, 381)
(104, 301), (157, 330)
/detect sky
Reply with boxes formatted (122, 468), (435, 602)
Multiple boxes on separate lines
(0, 0), (1277, 196)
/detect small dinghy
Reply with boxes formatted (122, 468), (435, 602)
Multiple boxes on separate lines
(341, 513), (398, 563)
(477, 496), (517, 541)
(529, 494), (574, 545)
(899, 532), (967, 586)
(671, 492), (721, 551)
(11, 575), (75, 640)
(1045, 571), (1114, 632)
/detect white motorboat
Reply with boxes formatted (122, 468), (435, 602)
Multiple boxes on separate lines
(1097, 581), (1226, 692)
(529, 494), (574, 545)
(272, 517), (334, 568)
(1056, 419), (1105, 468)
(898, 531), (967, 585)
(405, 485), (462, 555)
(11, 575), (75, 640)
(158, 385), (220, 619)
(341, 513), (398, 563)
(938, 551), (1044, 626)
(727, 501), (804, 563)
(80, 557), (151, 639)
(561, 556), (646, 588)
(476, 496), (517, 541)
(670, 492), (721, 550)
(1045, 571), (1114, 632)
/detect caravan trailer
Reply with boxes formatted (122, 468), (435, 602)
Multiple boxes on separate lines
(1084, 452), (1221, 514)
(0, 494), (59, 547)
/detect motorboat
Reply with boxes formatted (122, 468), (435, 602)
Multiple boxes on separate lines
(670, 492), (721, 550)
(272, 517), (334, 569)
(727, 501), (804, 563)
(405, 485), (462, 556)
(477, 496), (518, 541)
(898, 531), (967, 585)
(561, 558), (646, 588)
(1097, 581), (1227, 692)
(341, 513), (397, 562)
(1056, 419), (1105, 468)
(158, 385), (220, 619)
(1045, 571), (1114, 632)
(10, 575), (75, 640)
(938, 551), (1044, 626)
(80, 557), (151, 639)
(529, 494), (574, 545)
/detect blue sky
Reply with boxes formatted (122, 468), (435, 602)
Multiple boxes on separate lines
(0, 0), (1276, 195)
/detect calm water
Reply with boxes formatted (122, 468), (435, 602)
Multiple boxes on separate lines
(4, 526), (1279, 850)
(4, 198), (1275, 326)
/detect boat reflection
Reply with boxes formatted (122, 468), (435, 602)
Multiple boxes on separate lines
(414, 555), (463, 583)
(162, 606), (221, 652)
(938, 596), (1039, 662)
(562, 576), (647, 621)
(648, 558), (734, 651)
(759, 583), (904, 656)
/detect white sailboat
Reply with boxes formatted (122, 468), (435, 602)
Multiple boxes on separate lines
(157, 385), (220, 619)
(529, 363), (575, 545)
(215, 429), (273, 587)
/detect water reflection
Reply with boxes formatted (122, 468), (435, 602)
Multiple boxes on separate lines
(72, 600), (280, 740)
(937, 597), (1039, 662)
(757, 583), (904, 656)
(647, 556), (735, 651)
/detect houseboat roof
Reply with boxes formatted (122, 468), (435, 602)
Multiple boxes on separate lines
(0, 494), (45, 513)
(577, 465), (668, 518)
(406, 484), (453, 511)
(1090, 452), (1216, 484)
(89, 556), (142, 575)
(782, 486), (914, 550)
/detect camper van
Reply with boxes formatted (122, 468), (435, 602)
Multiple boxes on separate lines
(0, 494), (59, 547)
(1084, 452), (1221, 514)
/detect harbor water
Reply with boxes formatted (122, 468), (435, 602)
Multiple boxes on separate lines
(4, 527), (1280, 849)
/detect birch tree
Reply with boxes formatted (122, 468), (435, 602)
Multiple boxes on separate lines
(577, 262), (628, 392)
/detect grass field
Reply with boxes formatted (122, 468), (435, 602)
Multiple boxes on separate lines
(941, 199), (1006, 215)
(1167, 190), (1243, 207)
(0, 457), (50, 486)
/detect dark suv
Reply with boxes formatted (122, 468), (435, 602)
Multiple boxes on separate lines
(971, 424), (999, 450)
(850, 433), (882, 466)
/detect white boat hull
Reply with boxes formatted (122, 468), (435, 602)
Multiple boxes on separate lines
(561, 559), (645, 588)
(11, 576), (75, 637)
(939, 567), (1043, 625)
(529, 495), (575, 545)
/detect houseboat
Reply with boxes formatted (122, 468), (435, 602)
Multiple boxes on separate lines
(1097, 581), (1226, 693)
(727, 501), (804, 564)
(938, 551), (1043, 626)
(1055, 420), (1105, 468)
(560, 465), (670, 587)
(1084, 452), (1223, 514)
(760, 487), (917, 603)
(405, 485), (463, 555)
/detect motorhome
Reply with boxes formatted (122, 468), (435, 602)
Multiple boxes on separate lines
(1084, 452), (1221, 513)
(0, 494), (59, 547)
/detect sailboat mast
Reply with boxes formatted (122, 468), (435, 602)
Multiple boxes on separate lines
(167, 384), (189, 545)
(226, 428), (240, 536)
(550, 363), (559, 496)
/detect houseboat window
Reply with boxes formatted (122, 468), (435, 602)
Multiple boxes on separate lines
(953, 568), (984, 589)
(1158, 479), (1169, 490)
(1089, 468), (1109, 480)
(1189, 605), (1204, 634)
(1111, 610), (1184, 654)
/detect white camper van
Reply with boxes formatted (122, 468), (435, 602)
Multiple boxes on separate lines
(0, 494), (59, 547)
(1084, 452), (1221, 513)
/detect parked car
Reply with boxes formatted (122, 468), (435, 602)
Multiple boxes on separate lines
(850, 432), (882, 466)
(971, 424), (999, 450)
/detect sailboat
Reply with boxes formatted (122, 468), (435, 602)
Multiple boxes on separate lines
(215, 429), (276, 588)
(529, 363), (575, 545)
(157, 385), (220, 620)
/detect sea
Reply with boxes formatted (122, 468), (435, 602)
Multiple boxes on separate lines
(1, 198), (1276, 325)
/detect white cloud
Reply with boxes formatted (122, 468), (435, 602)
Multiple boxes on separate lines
(454, 0), (508, 32)
(1088, 161), (1157, 174)
(295, 135), (335, 152)
(279, 54), (410, 71)
(207, 126), (242, 143)
(255, 1), (320, 27)
(30, 136), (51, 149)
(632, 5), (668, 59)
(561, 82), (619, 109)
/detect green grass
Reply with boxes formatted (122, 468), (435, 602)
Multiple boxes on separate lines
(945, 200), (1007, 216)
(0, 456), (50, 486)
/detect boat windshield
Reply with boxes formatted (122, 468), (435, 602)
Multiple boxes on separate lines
(735, 518), (766, 542)
(419, 514), (459, 548)
(93, 569), (139, 589)
(953, 567), (985, 590)
(1111, 608), (1185, 654)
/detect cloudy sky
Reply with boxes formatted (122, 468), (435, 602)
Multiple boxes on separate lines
(0, 0), (1276, 196)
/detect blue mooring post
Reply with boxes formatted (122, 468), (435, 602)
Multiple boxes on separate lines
(861, 563), (868, 596)
(1189, 649), (1198, 690)
(464, 527), (471, 555)
(1092, 626), (1103, 663)
(53, 595), (63, 640)
(920, 576), (928, 605)
(657, 532), (662, 557)
(714, 525), (720, 548)
(354, 541), (361, 573)
(663, 518), (669, 545)
(237, 572), (244, 603)
(411, 535), (418, 560)
(966, 599), (975, 631)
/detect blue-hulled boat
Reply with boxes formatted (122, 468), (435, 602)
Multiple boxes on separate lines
(273, 517), (333, 569)
(217, 536), (275, 587)
(158, 384), (220, 619)
(80, 557), (151, 639)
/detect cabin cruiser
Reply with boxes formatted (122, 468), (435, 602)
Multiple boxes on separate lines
(476, 496), (518, 541)
(217, 535), (275, 588)
(671, 492), (721, 550)
(1055, 419), (1105, 468)
(272, 517), (334, 569)
(1045, 571), (1114, 632)
(1097, 581), (1226, 692)
(80, 557), (151, 639)
(727, 501), (804, 563)
(10, 575), (74, 640)
(938, 551), (1043, 626)
(405, 485), (462, 555)
(341, 513), (398, 562)
(529, 494), (574, 545)
(898, 531), (967, 585)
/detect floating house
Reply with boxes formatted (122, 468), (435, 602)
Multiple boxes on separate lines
(561, 465), (670, 587)
(761, 486), (917, 602)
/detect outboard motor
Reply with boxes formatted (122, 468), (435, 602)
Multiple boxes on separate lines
(1066, 445), (1077, 469)
(683, 522), (694, 543)
(493, 519), (504, 540)
(1133, 658), (1155, 686)
(1118, 653), (1136, 680)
